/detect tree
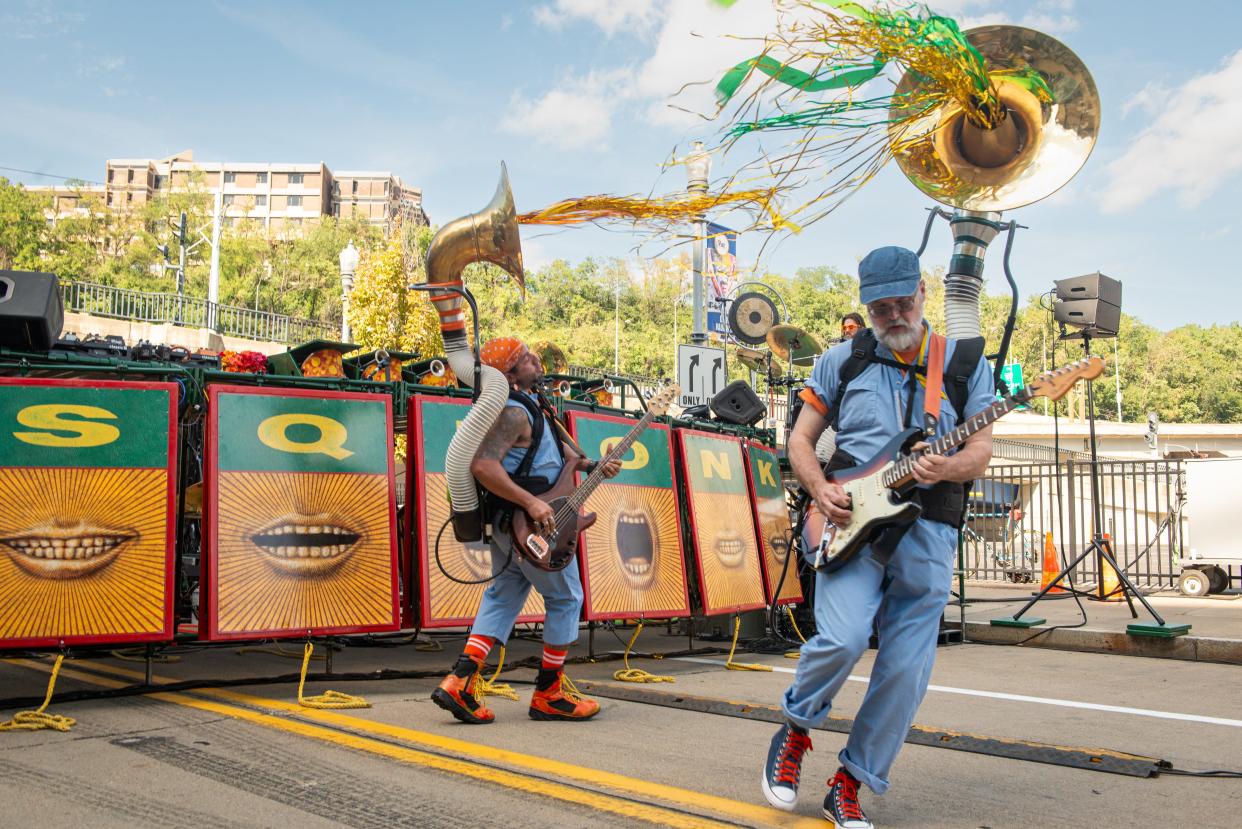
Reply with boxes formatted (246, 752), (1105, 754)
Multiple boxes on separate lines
(0, 178), (50, 271)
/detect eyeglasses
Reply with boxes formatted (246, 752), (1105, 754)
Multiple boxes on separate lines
(866, 296), (917, 318)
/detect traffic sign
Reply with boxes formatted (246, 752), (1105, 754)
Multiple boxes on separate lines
(678, 343), (726, 407)
(1000, 362), (1024, 393)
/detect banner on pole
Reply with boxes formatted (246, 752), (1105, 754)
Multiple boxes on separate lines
(705, 222), (737, 341)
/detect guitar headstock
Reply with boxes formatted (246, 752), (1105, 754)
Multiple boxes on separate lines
(1022, 357), (1106, 402)
(647, 383), (681, 416)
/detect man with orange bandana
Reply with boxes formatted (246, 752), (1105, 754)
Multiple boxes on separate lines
(432, 337), (620, 724)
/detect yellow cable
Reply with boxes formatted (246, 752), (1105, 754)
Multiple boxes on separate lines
(0, 654), (76, 732)
(784, 605), (806, 659)
(725, 616), (773, 672)
(474, 646), (519, 702)
(612, 623), (675, 683)
(296, 643), (369, 709)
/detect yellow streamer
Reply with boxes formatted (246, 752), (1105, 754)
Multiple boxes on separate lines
(296, 643), (369, 709)
(0, 654), (76, 732)
(518, 189), (799, 234)
(613, 623), (675, 683)
(725, 616), (773, 672)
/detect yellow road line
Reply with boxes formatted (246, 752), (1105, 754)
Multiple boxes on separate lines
(16, 659), (823, 829)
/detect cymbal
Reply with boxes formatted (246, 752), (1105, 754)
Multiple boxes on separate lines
(766, 325), (822, 367)
(736, 346), (779, 374)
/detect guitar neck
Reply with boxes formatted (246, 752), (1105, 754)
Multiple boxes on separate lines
(882, 391), (1026, 488)
(566, 409), (657, 509)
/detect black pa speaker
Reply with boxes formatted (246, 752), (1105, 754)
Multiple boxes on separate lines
(0, 270), (64, 350)
(709, 380), (765, 426)
(1054, 272), (1121, 338)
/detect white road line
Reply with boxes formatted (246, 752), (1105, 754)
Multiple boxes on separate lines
(667, 656), (1242, 728)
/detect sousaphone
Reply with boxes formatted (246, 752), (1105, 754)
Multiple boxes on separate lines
(888, 26), (1100, 340)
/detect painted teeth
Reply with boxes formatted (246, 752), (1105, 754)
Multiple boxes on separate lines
(267, 545), (347, 558)
(263, 525), (352, 536)
(623, 561), (651, 575)
(618, 515), (646, 524)
(3, 536), (126, 559)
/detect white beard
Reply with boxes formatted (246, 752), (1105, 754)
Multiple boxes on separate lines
(875, 319), (923, 352)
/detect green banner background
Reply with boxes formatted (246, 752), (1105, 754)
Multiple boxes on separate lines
(681, 432), (749, 496)
(214, 390), (389, 475)
(571, 415), (672, 488)
(0, 384), (170, 469)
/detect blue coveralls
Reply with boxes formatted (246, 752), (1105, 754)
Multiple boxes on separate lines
(783, 323), (993, 794)
(470, 392), (585, 647)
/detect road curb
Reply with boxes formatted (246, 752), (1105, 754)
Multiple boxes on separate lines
(963, 622), (1242, 665)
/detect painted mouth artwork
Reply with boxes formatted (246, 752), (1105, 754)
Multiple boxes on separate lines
(615, 505), (657, 590)
(250, 513), (361, 576)
(0, 522), (137, 579)
(714, 532), (746, 568)
(768, 531), (790, 565)
(458, 540), (493, 582)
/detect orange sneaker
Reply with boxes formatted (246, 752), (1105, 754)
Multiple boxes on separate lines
(431, 659), (494, 724)
(528, 671), (600, 721)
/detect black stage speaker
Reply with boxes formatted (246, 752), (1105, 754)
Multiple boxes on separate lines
(709, 380), (765, 426)
(0, 270), (64, 350)
(1054, 272), (1121, 338)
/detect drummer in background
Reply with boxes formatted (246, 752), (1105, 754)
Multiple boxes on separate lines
(840, 312), (864, 340)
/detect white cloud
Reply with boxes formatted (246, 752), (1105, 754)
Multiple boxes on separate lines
(533, 0), (663, 37)
(1100, 49), (1242, 213)
(0, 0), (84, 40)
(502, 69), (633, 151)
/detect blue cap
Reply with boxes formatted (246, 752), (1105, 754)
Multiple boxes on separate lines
(859, 246), (921, 305)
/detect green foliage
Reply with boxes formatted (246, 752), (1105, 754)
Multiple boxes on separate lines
(0, 178), (51, 270)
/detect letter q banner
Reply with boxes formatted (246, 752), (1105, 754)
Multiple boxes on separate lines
(203, 385), (399, 640)
(0, 378), (176, 648)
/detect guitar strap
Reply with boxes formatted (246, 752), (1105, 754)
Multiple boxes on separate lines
(922, 333), (947, 435)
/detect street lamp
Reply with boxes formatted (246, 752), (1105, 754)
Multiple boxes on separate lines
(685, 141), (711, 345)
(614, 285), (622, 374)
(338, 239), (359, 341)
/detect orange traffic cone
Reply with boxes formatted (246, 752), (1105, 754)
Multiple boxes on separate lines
(1039, 533), (1066, 593)
(1099, 533), (1124, 601)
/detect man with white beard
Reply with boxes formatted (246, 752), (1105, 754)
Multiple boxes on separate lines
(760, 246), (994, 827)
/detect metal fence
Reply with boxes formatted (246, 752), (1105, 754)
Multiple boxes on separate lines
(963, 459), (1186, 588)
(61, 281), (336, 345)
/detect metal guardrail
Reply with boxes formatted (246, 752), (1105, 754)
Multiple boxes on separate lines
(963, 459), (1186, 588)
(61, 281), (336, 345)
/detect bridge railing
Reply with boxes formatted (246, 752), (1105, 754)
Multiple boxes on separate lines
(61, 281), (336, 345)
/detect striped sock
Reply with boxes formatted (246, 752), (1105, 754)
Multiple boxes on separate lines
(541, 645), (568, 671)
(463, 634), (495, 664)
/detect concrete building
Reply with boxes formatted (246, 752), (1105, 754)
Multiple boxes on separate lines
(29, 150), (428, 234)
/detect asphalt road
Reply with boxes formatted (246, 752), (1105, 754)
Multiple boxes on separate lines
(2, 631), (1240, 828)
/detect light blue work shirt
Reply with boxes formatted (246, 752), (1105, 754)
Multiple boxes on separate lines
(803, 322), (994, 465)
(500, 392), (564, 482)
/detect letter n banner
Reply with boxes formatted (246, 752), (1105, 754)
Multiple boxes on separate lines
(202, 385), (399, 640)
(0, 377), (176, 648)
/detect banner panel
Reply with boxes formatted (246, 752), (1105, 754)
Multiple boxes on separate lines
(0, 378), (176, 648)
(676, 429), (766, 616)
(567, 411), (689, 621)
(745, 441), (802, 606)
(411, 396), (544, 628)
(203, 385), (399, 640)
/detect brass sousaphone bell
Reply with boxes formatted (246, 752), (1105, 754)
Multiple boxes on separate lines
(889, 25), (1101, 212)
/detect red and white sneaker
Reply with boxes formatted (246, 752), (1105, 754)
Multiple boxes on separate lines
(822, 767), (872, 828)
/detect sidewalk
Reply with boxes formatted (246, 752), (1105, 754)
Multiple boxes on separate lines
(956, 581), (1242, 664)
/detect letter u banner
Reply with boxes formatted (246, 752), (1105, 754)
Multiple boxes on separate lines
(203, 385), (399, 640)
(565, 411), (690, 622)
(409, 396), (544, 628)
(0, 378), (176, 648)
(675, 429), (766, 616)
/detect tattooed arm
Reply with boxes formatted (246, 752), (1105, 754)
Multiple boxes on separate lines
(470, 409), (555, 527)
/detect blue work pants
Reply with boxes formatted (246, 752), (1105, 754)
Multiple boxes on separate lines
(781, 519), (955, 794)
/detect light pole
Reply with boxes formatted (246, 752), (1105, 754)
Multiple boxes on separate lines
(338, 240), (359, 342)
(685, 141), (711, 345)
(614, 285), (621, 374)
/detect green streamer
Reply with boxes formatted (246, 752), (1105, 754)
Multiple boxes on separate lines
(715, 55), (885, 106)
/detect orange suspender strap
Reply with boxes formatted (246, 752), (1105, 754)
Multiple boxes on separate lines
(923, 333), (947, 430)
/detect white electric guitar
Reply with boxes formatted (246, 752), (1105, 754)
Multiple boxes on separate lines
(803, 358), (1104, 571)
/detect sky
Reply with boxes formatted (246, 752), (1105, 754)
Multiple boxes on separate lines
(1, 0), (1240, 330)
